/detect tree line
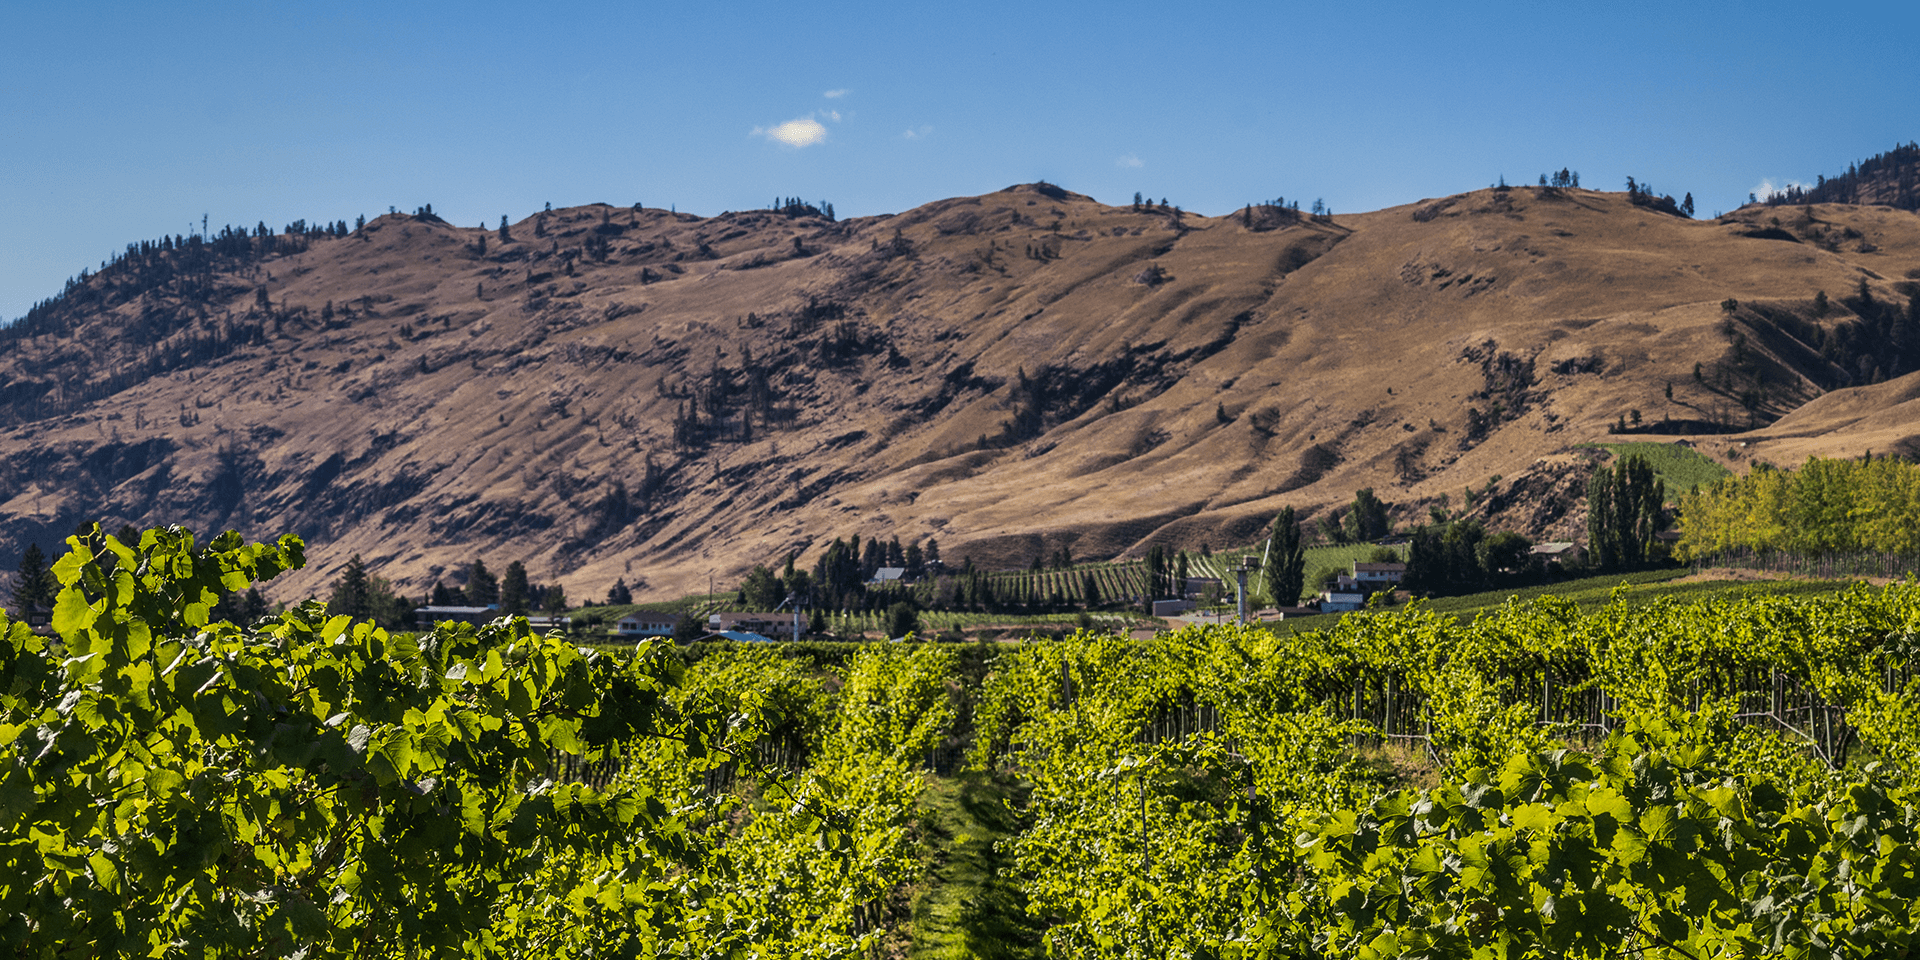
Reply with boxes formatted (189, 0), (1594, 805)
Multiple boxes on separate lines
(1675, 453), (1920, 561)
(1757, 143), (1920, 212)
(324, 555), (573, 630)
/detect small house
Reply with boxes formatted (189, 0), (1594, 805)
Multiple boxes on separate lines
(616, 611), (681, 637)
(707, 611), (808, 639)
(1182, 576), (1224, 599)
(1351, 562), (1406, 588)
(1318, 590), (1367, 613)
(1530, 542), (1586, 568)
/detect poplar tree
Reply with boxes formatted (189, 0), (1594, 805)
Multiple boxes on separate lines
(1587, 454), (1665, 570)
(1264, 507), (1307, 605)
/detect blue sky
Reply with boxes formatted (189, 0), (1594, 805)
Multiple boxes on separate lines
(5, 0), (1918, 322)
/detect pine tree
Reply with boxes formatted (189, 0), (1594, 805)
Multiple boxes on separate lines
(466, 560), (499, 606)
(607, 578), (633, 605)
(500, 561), (531, 615)
(327, 555), (372, 619)
(11, 543), (57, 614)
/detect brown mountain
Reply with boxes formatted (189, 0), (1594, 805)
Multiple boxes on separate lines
(5, 183), (1919, 602)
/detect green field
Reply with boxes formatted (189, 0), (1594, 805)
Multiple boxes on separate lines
(1586, 440), (1733, 499)
(1271, 565), (1859, 629)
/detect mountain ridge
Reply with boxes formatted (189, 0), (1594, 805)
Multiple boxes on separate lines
(5, 180), (1919, 603)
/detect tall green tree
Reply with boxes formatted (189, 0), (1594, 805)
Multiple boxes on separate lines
(1404, 528), (1444, 595)
(1145, 544), (1169, 600)
(326, 555), (372, 620)
(1343, 488), (1392, 542)
(1477, 530), (1534, 575)
(466, 559), (499, 606)
(366, 575), (416, 631)
(885, 600), (920, 640)
(1588, 454), (1666, 570)
(1264, 507), (1307, 605)
(11, 543), (58, 613)
(500, 561), (531, 616)
(741, 565), (783, 611)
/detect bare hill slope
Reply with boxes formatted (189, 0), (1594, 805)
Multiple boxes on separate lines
(6, 184), (1919, 601)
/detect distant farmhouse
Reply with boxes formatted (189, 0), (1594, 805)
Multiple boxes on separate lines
(615, 611), (681, 638)
(1319, 561), (1406, 613)
(708, 610), (808, 640)
(1529, 542), (1586, 569)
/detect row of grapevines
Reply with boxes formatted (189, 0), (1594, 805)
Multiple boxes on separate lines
(0, 526), (959, 958)
(0, 526), (743, 957)
(973, 583), (1920, 957)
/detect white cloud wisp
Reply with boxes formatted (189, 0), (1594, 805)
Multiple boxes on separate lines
(1751, 178), (1809, 201)
(754, 116), (830, 148)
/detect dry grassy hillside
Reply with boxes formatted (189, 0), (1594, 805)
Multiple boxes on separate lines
(4, 183), (1918, 602)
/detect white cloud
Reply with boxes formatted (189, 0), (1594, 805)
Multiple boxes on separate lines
(754, 116), (830, 148)
(824, 88), (849, 99)
(1751, 178), (1808, 201)
(826, 109), (842, 122)
(1116, 154), (1144, 168)
(903, 125), (933, 140)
